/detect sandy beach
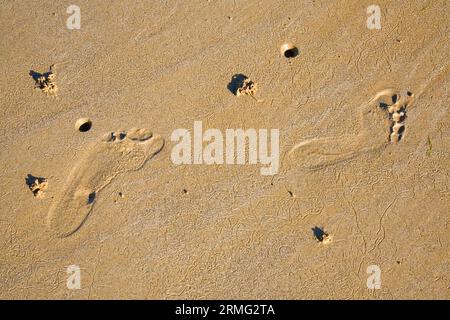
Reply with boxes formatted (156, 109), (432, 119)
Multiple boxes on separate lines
(0, 0), (449, 299)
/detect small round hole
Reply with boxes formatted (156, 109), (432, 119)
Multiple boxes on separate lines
(280, 43), (299, 58)
(75, 118), (92, 132)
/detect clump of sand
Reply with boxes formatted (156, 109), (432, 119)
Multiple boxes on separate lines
(312, 226), (332, 244)
(321, 233), (332, 245)
(28, 176), (48, 198)
(34, 65), (58, 96)
(236, 78), (259, 100)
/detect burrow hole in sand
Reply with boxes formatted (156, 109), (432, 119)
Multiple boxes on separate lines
(280, 43), (299, 58)
(75, 118), (92, 132)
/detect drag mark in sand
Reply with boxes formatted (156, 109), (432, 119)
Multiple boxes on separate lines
(47, 128), (164, 237)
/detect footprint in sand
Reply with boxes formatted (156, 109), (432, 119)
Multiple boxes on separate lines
(288, 89), (414, 170)
(47, 128), (164, 237)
